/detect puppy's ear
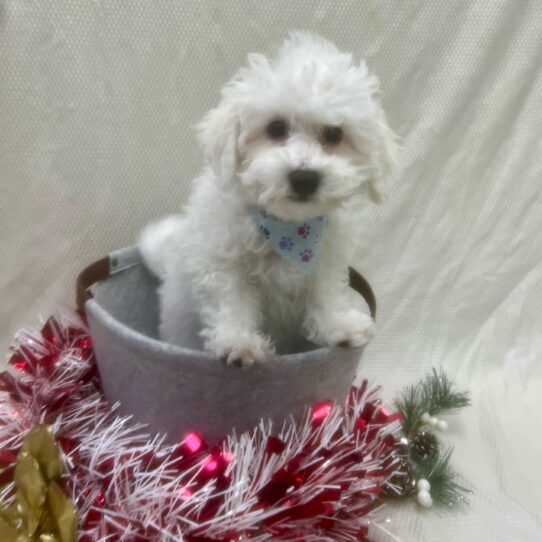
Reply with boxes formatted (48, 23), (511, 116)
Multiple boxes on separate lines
(367, 108), (399, 203)
(197, 101), (239, 181)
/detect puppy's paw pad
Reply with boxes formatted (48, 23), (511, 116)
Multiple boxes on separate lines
(224, 348), (260, 368)
(211, 330), (275, 367)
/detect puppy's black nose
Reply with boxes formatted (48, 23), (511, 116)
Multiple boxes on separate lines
(288, 169), (321, 198)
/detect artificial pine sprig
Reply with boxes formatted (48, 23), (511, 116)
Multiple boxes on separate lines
(419, 368), (471, 415)
(414, 447), (470, 507)
(390, 369), (471, 509)
(395, 368), (470, 436)
(394, 383), (426, 437)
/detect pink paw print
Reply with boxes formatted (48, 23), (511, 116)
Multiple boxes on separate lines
(297, 224), (311, 238)
(299, 249), (314, 262)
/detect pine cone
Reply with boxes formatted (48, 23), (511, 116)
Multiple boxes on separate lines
(410, 429), (440, 462)
(381, 457), (416, 498)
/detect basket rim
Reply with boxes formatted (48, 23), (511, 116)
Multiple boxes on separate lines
(86, 295), (357, 369)
(82, 245), (372, 368)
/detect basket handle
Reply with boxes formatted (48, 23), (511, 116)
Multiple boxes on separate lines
(76, 246), (143, 315)
(348, 267), (377, 319)
(76, 256), (110, 315)
(77, 255), (376, 320)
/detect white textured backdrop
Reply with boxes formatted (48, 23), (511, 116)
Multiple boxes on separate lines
(1, 1), (541, 540)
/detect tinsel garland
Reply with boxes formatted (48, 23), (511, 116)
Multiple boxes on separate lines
(0, 315), (406, 541)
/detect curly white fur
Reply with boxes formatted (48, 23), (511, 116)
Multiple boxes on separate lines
(139, 32), (398, 366)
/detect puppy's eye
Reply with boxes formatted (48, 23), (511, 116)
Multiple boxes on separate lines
(266, 119), (289, 140)
(323, 126), (343, 145)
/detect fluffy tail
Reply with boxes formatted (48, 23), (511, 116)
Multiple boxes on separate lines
(138, 215), (185, 279)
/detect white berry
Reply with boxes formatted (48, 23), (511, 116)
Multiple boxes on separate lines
(437, 420), (448, 431)
(429, 417), (439, 427)
(421, 412), (431, 423)
(417, 479), (431, 492)
(417, 490), (433, 508)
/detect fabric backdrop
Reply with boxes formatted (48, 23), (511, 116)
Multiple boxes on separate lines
(1, 1), (541, 540)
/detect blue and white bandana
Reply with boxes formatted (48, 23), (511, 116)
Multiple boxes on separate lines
(252, 207), (327, 273)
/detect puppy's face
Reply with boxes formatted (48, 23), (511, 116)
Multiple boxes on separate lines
(198, 33), (397, 221)
(238, 112), (379, 222)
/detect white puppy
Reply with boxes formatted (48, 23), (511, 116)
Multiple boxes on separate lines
(139, 32), (397, 367)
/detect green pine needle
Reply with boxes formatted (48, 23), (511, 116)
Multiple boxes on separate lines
(395, 368), (470, 436)
(394, 384), (425, 436)
(415, 447), (471, 507)
(421, 368), (471, 415)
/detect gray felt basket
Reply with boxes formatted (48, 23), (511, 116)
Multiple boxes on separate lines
(77, 246), (376, 444)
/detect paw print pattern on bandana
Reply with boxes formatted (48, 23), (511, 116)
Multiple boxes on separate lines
(253, 206), (326, 273)
(297, 224), (311, 238)
(279, 236), (294, 251)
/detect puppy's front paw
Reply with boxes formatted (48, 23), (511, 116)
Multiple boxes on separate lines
(312, 309), (375, 348)
(207, 328), (275, 368)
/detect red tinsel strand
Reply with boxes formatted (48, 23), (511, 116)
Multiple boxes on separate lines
(0, 314), (403, 541)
